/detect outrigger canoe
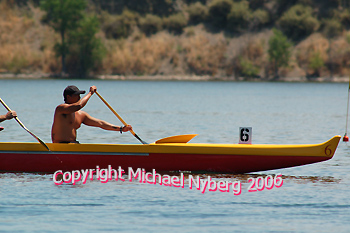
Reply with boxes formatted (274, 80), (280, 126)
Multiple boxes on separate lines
(0, 134), (341, 174)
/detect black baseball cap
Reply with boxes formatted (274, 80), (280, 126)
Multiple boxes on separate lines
(63, 85), (86, 97)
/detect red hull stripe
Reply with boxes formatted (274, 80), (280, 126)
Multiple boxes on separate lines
(0, 151), (149, 156)
(0, 152), (331, 174)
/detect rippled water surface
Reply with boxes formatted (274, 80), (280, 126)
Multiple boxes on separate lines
(0, 80), (349, 232)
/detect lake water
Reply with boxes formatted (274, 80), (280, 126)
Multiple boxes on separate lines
(0, 79), (349, 232)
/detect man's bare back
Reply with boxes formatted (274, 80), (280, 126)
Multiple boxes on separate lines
(51, 85), (132, 143)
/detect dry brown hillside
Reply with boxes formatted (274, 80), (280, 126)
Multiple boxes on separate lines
(1, 1), (350, 80)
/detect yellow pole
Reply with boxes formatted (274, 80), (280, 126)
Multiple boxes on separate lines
(0, 98), (50, 151)
(95, 91), (147, 144)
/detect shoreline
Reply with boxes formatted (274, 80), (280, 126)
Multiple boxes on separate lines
(0, 73), (349, 82)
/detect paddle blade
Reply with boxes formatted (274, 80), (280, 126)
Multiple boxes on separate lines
(15, 117), (50, 151)
(134, 133), (148, 144)
(32, 132), (50, 151)
(155, 134), (198, 144)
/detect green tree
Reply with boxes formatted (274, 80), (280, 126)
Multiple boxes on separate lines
(67, 16), (106, 78)
(239, 57), (260, 78)
(278, 4), (319, 41)
(139, 14), (163, 36)
(227, 0), (252, 32)
(308, 51), (324, 78)
(268, 29), (292, 78)
(251, 9), (270, 30)
(186, 2), (208, 25)
(40, 0), (87, 75)
(164, 13), (188, 34)
(322, 19), (343, 78)
(208, 0), (233, 29)
(102, 9), (140, 39)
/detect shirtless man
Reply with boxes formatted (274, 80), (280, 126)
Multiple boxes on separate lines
(51, 85), (132, 143)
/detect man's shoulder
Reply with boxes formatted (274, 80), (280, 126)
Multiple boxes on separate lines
(55, 103), (66, 112)
(56, 103), (68, 108)
(76, 110), (87, 116)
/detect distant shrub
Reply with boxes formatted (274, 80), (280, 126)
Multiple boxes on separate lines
(184, 27), (196, 37)
(278, 4), (319, 41)
(124, 0), (175, 17)
(186, 2), (208, 25)
(339, 9), (350, 29)
(268, 28), (292, 78)
(148, 0), (175, 17)
(238, 57), (260, 78)
(227, 0), (252, 32)
(229, 39), (264, 78)
(164, 13), (188, 34)
(346, 32), (350, 44)
(103, 10), (139, 39)
(139, 14), (163, 36)
(241, 39), (265, 65)
(182, 34), (226, 75)
(308, 51), (324, 77)
(208, 0), (234, 29)
(103, 33), (175, 75)
(251, 9), (270, 30)
(271, 0), (314, 21)
(321, 19), (343, 78)
(322, 18), (343, 39)
(249, 0), (265, 10)
(184, 0), (206, 4)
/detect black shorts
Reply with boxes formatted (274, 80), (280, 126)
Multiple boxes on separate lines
(58, 140), (80, 144)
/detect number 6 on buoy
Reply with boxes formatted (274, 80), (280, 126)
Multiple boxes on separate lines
(239, 127), (252, 144)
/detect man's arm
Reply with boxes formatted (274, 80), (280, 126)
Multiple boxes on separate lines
(0, 111), (17, 123)
(82, 112), (132, 132)
(0, 115), (6, 123)
(56, 86), (96, 114)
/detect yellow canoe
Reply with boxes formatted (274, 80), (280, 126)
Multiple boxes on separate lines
(0, 135), (341, 173)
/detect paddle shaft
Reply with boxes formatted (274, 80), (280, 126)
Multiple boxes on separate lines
(95, 91), (147, 144)
(346, 78), (350, 136)
(0, 98), (50, 151)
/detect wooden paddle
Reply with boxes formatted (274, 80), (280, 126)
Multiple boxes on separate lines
(95, 91), (148, 144)
(0, 98), (50, 151)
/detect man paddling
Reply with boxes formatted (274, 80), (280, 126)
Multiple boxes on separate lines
(51, 85), (132, 143)
(0, 110), (17, 131)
